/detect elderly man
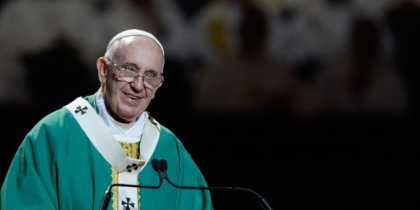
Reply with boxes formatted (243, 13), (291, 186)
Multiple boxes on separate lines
(1, 29), (213, 210)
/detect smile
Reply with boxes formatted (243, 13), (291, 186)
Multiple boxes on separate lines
(125, 93), (140, 100)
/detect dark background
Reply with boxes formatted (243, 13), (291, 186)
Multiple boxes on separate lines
(1, 0), (420, 209)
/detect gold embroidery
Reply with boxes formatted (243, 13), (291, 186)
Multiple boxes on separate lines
(119, 141), (139, 159)
(138, 192), (141, 210)
(111, 168), (119, 210)
(119, 162), (145, 173)
(146, 112), (161, 133)
(111, 141), (142, 210)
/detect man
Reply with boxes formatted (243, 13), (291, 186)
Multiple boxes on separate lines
(1, 29), (214, 210)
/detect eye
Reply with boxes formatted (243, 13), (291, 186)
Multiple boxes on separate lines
(122, 67), (138, 75)
(144, 72), (157, 78)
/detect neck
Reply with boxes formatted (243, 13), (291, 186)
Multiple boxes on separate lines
(103, 99), (135, 124)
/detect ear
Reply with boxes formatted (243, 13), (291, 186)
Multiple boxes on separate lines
(158, 75), (164, 88)
(97, 57), (108, 84)
(150, 75), (164, 99)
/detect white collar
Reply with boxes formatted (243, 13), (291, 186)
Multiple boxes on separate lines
(94, 89), (146, 138)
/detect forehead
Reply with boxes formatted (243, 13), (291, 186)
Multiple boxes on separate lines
(114, 36), (162, 56)
(113, 36), (164, 67)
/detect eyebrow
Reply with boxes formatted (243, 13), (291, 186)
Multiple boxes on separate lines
(122, 62), (160, 74)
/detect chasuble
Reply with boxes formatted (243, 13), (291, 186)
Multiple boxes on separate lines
(1, 95), (213, 210)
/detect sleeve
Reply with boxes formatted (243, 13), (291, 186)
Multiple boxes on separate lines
(1, 123), (59, 210)
(186, 156), (214, 210)
(173, 135), (214, 210)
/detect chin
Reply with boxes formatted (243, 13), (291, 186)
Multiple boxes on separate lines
(117, 101), (148, 121)
(117, 115), (136, 123)
(120, 110), (143, 122)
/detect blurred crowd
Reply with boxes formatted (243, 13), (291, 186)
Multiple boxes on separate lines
(0, 0), (419, 120)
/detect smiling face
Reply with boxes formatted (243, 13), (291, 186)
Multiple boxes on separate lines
(97, 36), (164, 123)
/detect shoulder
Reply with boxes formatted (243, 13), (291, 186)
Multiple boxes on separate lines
(159, 124), (178, 141)
(20, 106), (74, 151)
(147, 113), (178, 141)
(33, 107), (72, 131)
(156, 123), (188, 148)
(28, 95), (95, 138)
(36, 95), (94, 126)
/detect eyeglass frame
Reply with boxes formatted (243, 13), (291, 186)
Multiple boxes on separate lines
(106, 57), (163, 86)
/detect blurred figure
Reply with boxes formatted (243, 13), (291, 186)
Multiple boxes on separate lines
(21, 37), (95, 112)
(91, 0), (191, 61)
(268, 0), (355, 66)
(193, 1), (294, 114)
(386, 0), (420, 118)
(271, 0), (356, 118)
(317, 16), (408, 117)
(0, 0), (190, 101)
(289, 58), (327, 118)
(0, 0), (64, 105)
(190, 0), (259, 65)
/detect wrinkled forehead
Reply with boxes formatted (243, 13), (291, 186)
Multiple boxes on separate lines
(107, 29), (165, 55)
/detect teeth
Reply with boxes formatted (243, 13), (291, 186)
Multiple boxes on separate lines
(126, 94), (138, 99)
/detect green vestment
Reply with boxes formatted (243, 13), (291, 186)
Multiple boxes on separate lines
(1, 95), (213, 210)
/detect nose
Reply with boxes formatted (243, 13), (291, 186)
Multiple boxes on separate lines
(130, 76), (146, 92)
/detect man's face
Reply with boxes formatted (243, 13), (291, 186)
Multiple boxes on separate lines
(97, 36), (164, 123)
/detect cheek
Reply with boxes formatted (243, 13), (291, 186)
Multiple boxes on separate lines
(105, 81), (122, 104)
(144, 82), (155, 90)
(144, 83), (159, 98)
(105, 85), (116, 106)
(149, 87), (159, 99)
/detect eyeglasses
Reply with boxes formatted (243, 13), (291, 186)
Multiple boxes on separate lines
(107, 57), (163, 88)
